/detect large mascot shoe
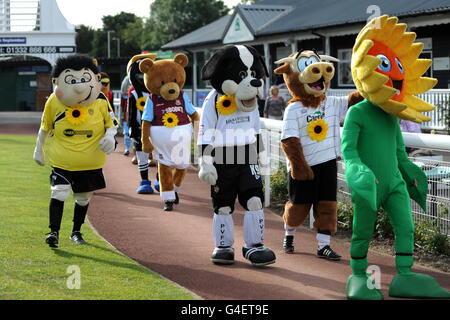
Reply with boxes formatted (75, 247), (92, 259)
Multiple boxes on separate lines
(283, 235), (294, 253)
(389, 273), (450, 298)
(346, 274), (384, 300)
(70, 231), (87, 245)
(45, 231), (59, 248)
(137, 180), (154, 194)
(243, 244), (276, 267)
(211, 247), (235, 265)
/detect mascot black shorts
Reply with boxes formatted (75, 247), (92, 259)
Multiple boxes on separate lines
(288, 159), (337, 204)
(50, 167), (106, 193)
(211, 163), (264, 213)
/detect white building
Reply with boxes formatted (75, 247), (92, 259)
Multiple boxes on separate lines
(0, 0), (76, 111)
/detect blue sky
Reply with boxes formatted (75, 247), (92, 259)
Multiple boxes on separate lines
(56, 0), (241, 29)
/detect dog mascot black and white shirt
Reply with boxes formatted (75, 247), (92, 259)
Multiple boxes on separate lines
(198, 45), (276, 267)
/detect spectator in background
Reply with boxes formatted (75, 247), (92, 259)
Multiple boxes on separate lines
(100, 72), (114, 111)
(264, 85), (286, 120)
(120, 75), (132, 156)
(400, 119), (422, 154)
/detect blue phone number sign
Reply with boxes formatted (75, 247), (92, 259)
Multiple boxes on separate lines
(0, 37), (26, 45)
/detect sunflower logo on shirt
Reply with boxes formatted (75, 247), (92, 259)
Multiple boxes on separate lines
(136, 97), (147, 112)
(162, 112), (179, 128)
(216, 95), (237, 115)
(307, 118), (328, 142)
(66, 106), (88, 126)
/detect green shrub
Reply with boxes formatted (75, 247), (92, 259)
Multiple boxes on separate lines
(374, 208), (394, 239)
(270, 163), (289, 203)
(414, 207), (450, 256)
(267, 162), (449, 257)
(436, 96), (450, 134)
(337, 199), (354, 231)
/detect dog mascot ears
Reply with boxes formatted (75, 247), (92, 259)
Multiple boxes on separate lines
(202, 45), (268, 113)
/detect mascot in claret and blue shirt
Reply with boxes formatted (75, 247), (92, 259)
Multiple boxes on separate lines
(198, 45), (276, 267)
(33, 55), (118, 248)
(139, 53), (199, 212)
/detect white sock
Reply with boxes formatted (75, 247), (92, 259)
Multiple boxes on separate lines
(317, 232), (330, 250)
(137, 151), (149, 173)
(243, 209), (265, 248)
(284, 223), (296, 236)
(160, 191), (176, 202)
(213, 213), (234, 248)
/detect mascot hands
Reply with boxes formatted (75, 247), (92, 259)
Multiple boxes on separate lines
(33, 146), (45, 166)
(100, 126), (117, 154)
(142, 138), (154, 154)
(141, 120), (154, 154)
(344, 161), (377, 212)
(33, 128), (47, 166)
(291, 163), (314, 181)
(198, 155), (218, 185)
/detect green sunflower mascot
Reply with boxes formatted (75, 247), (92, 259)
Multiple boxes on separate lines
(342, 15), (450, 299)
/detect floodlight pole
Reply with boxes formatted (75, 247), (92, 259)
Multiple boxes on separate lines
(107, 30), (114, 58)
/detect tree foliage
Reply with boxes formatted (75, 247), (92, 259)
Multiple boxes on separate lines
(142, 0), (229, 50)
(75, 0), (231, 57)
(75, 25), (94, 54)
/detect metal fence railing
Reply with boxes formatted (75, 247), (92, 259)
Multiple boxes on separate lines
(283, 88), (450, 131)
(113, 90), (450, 235)
(260, 118), (450, 235)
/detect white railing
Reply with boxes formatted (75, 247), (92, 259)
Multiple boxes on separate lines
(281, 88), (450, 131)
(260, 118), (450, 235)
(113, 90), (450, 234)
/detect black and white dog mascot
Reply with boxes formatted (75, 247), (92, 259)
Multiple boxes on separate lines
(127, 53), (156, 194)
(198, 45), (276, 267)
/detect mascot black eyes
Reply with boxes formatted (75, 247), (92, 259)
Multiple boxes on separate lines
(197, 44), (276, 267)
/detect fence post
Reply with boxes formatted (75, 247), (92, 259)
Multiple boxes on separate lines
(264, 129), (271, 208)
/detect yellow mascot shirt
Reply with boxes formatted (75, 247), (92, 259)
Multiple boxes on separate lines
(41, 93), (116, 171)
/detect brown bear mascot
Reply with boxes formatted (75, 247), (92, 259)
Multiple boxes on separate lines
(275, 50), (362, 259)
(140, 54), (199, 211)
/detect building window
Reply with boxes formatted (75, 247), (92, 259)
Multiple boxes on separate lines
(337, 49), (354, 87)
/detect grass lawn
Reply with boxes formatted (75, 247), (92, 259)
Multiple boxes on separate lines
(0, 134), (198, 300)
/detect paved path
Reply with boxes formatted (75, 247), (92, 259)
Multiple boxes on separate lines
(2, 123), (448, 300)
(88, 140), (449, 300)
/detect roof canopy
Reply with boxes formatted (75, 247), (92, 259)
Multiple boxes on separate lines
(162, 0), (450, 50)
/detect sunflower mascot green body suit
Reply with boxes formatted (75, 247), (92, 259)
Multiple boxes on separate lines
(342, 15), (450, 299)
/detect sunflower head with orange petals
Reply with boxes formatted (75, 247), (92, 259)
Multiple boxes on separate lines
(351, 14), (437, 123)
